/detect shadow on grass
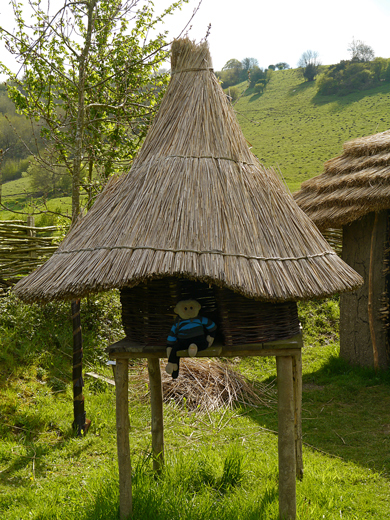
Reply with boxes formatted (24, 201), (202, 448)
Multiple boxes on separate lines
(248, 91), (263, 102)
(287, 80), (313, 97)
(311, 81), (390, 108)
(245, 355), (390, 476)
(0, 431), (97, 487)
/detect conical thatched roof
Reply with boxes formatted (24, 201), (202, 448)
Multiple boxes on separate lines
(294, 129), (390, 230)
(14, 39), (362, 303)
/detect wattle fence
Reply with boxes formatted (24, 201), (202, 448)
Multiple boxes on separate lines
(0, 217), (58, 292)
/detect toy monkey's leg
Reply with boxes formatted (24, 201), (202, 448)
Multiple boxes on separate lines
(166, 344), (180, 379)
(188, 336), (210, 357)
(196, 336), (209, 353)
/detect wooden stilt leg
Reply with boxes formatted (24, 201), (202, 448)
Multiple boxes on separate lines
(147, 358), (164, 473)
(71, 299), (89, 436)
(277, 356), (296, 520)
(293, 350), (303, 480)
(115, 359), (132, 520)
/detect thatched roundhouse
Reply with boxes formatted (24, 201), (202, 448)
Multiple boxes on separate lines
(294, 129), (390, 369)
(14, 40), (361, 344)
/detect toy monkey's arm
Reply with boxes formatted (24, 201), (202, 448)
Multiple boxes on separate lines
(167, 323), (178, 346)
(201, 317), (217, 347)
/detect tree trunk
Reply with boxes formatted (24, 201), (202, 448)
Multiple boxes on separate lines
(70, 0), (97, 433)
(72, 0), (97, 224)
(71, 299), (90, 435)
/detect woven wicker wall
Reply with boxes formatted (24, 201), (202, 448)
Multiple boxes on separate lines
(120, 277), (300, 347)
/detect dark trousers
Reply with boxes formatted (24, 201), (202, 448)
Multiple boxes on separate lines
(167, 335), (209, 378)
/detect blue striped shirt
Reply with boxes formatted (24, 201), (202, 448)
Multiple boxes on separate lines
(167, 317), (217, 345)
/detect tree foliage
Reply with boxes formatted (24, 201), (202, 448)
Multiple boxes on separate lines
(222, 59), (243, 71)
(218, 59), (244, 88)
(0, 0), (184, 221)
(275, 62), (290, 70)
(298, 50), (321, 81)
(241, 57), (259, 71)
(217, 56), (276, 91)
(348, 38), (375, 62)
(27, 157), (72, 196)
(317, 57), (390, 96)
(249, 67), (272, 89)
(0, 83), (44, 180)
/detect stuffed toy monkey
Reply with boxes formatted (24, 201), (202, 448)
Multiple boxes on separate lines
(166, 299), (217, 379)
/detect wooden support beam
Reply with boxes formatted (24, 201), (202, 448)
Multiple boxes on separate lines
(107, 334), (303, 359)
(293, 351), (303, 480)
(115, 359), (132, 520)
(277, 356), (296, 520)
(110, 347), (301, 361)
(147, 358), (164, 473)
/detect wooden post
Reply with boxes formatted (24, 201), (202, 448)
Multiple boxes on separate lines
(292, 351), (303, 480)
(277, 356), (296, 520)
(368, 211), (379, 371)
(147, 358), (164, 473)
(71, 299), (89, 435)
(115, 358), (132, 520)
(26, 215), (37, 259)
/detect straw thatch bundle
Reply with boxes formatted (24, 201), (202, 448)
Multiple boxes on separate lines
(13, 39), (362, 303)
(130, 358), (275, 412)
(294, 129), (390, 230)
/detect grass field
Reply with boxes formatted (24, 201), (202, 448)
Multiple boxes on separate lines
(234, 69), (390, 192)
(0, 175), (71, 222)
(0, 293), (389, 519)
(0, 175), (72, 222)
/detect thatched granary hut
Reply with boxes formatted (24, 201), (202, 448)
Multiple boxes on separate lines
(14, 40), (361, 308)
(14, 39), (362, 520)
(294, 129), (390, 370)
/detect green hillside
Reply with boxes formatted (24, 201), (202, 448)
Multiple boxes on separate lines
(234, 68), (390, 192)
(0, 176), (72, 222)
(2, 68), (390, 220)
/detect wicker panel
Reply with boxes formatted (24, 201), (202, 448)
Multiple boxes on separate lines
(215, 287), (299, 346)
(120, 277), (300, 347)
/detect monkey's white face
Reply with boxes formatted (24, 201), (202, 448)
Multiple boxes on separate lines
(174, 299), (201, 320)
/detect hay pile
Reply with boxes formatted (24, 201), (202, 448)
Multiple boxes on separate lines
(130, 358), (275, 412)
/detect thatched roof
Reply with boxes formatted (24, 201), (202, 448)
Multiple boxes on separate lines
(294, 129), (390, 230)
(13, 39), (362, 303)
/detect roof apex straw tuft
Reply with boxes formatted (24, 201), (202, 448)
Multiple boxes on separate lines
(13, 38), (362, 303)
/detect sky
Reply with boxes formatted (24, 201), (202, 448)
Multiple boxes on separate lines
(1, 0), (390, 76)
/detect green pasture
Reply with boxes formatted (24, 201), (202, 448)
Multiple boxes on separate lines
(0, 292), (389, 519)
(234, 68), (390, 192)
(0, 175), (72, 222)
